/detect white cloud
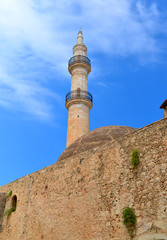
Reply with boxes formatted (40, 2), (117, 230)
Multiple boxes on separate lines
(0, 0), (166, 120)
(83, 0), (164, 57)
(0, 65), (61, 121)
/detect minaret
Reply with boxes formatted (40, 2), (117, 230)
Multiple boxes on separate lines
(65, 31), (93, 147)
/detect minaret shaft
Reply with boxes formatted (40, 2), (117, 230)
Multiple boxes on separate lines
(71, 67), (88, 91)
(65, 32), (92, 147)
(66, 103), (89, 147)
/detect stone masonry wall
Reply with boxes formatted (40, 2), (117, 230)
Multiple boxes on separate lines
(0, 118), (167, 240)
(97, 118), (167, 240)
(0, 193), (6, 232)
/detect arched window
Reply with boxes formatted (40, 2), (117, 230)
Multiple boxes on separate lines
(11, 195), (17, 210)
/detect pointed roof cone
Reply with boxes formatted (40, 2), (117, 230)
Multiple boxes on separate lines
(160, 99), (167, 118)
(160, 99), (167, 109)
(77, 31), (83, 44)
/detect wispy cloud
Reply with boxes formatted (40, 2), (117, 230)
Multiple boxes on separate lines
(0, 65), (61, 121)
(0, 0), (166, 120)
(84, 0), (166, 58)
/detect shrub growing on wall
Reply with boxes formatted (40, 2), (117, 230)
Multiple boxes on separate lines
(131, 149), (140, 168)
(4, 207), (16, 216)
(7, 190), (12, 198)
(122, 206), (137, 239)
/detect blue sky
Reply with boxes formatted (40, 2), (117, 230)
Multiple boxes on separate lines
(0, 0), (167, 186)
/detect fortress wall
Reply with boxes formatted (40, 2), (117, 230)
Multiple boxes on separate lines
(0, 149), (110, 240)
(95, 117), (167, 240)
(0, 193), (6, 231)
(0, 118), (166, 240)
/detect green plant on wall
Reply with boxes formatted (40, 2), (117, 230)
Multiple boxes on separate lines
(7, 190), (12, 198)
(122, 206), (137, 239)
(4, 207), (16, 216)
(130, 149), (140, 168)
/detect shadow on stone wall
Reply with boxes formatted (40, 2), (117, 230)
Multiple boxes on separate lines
(0, 193), (6, 231)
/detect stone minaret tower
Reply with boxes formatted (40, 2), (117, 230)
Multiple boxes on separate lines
(65, 31), (93, 147)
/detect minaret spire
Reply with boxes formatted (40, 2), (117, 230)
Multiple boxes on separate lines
(65, 32), (93, 147)
(77, 30), (83, 44)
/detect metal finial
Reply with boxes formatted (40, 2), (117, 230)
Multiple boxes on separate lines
(78, 27), (83, 35)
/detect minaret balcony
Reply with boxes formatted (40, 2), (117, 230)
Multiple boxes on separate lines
(68, 55), (91, 73)
(65, 90), (93, 110)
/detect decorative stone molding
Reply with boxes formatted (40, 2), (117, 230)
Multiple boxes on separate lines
(68, 61), (91, 74)
(65, 97), (92, 110)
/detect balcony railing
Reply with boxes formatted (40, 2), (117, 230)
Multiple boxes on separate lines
(65, 90), (93, 103)
(68, 55), (91, 67)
